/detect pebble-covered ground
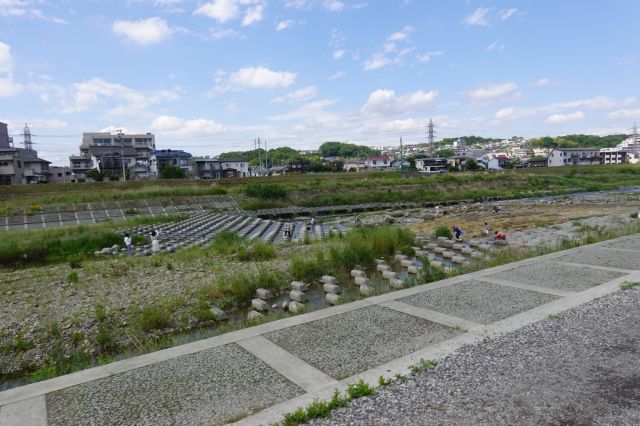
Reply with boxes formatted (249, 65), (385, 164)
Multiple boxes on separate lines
(310, 287), (640, 426)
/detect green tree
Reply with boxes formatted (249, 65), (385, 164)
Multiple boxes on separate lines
(465, 159), (481, 171)
(160, 165), (185, 179)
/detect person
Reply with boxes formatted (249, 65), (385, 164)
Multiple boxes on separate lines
(151, 229), (160, 253)
(494, 230), (506, 241)
(283, 220), (291, 239)
(124, 233), (132, 256)
(492, 205), (500, 214)
(483, 222), (490, 237)
(442, 210), (449, 217)
(452, 226), (464, 240)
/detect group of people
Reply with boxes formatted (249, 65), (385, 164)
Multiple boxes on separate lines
(123, 229), (161, 256)
(283, 217), (316, 240)
(451, 222), (505, 241)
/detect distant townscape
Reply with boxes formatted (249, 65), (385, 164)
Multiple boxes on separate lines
(0, 120), (638, 185)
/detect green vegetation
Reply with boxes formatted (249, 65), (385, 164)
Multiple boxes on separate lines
(209, 231), (276, 261)
(620, 281), (640, 290)
(160, 165), (186, 179)
(244, 183), (288, 199)
(409, 358), (438, 373)
(529, 134), (628, 149)
(318, 141), (380, 158)
(433, 225), (453, 239)
(347, 379), (377, 398)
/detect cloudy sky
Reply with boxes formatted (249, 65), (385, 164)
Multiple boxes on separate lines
(1, 0), (639, 165)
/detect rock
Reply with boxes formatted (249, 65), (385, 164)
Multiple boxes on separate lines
(400, 259), (413, 267)
(415, 250), (425, 257)
(323, 283), (342, 294)
(320, 275), (337, 284)
(389, 278), (406, 289)
(394, 254), (407, 262)
(430, 260), (443, 268)
(377, 264), (391, 272)
(434, 247), (446, 254)
(247, 310), (263, 321)
(256, 288), (274, 300)
(288, 300), (305, 314)
(426, 243), (438, 250)
(408, 265), (419, 274)
(282, 301), (290, 311)
(452, 243), (464, 251)
(452, 256), (466, 264)
(354, 276), (371, 286)
(291, 281), (308, 291)
(289, 290), (308, 303)
(251, 298), (269, 312)
(359, 284), (375, 296)
(374, 259), (386, 265)
(461, 247), (474, 255)
(382, 270), (397, 280)
(443, 251), (455, 259)
(209, 306), (229, 321)
(325, 293), (342, 305)
(271, 304), (278, 309)
(351, 269), (366, 277)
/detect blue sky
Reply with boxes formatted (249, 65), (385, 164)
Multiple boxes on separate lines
(1, 0), (639, 165)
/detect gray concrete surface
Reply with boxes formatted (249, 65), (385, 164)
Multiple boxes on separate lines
(311, 288), (640, 426)
(46, 344), (302, 426)
(399, 280), (559, 324)
(486, 260), (628, 291)
(264, 306), (461, 379)
(558, 246), (640, 270)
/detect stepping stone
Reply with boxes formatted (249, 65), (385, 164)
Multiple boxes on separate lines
(325, 293), (342, 305)
(256, 288), (274, 300)
(354, 276), (370, 286)
(377, 264), (391, 272)
(291, 281), (308, 291)
(251, 299), (269, 312)
(323, 283), (342, 294)
(351, 270), (366, 278)
(289, 290), (308, 303)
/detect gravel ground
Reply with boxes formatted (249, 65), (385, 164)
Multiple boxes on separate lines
(399, 280), (559, 324)
(46, 343), (303, 426)
(486, 261), (628, 291)
(264, 306), (461, 379)
(310, 287), (640, 426)
(604, 237), (640, 251)
(558, 246), (640, 270)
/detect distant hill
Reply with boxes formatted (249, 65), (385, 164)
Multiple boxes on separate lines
(529, 134), (630, 149)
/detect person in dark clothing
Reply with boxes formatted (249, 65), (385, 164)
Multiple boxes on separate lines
(452, 226), (464, 240)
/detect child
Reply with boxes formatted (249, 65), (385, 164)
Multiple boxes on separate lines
(494, 230), (506, 241)
(283, 220), (291, 239)
(483, 222), (490, 237)
(124, 233), (132, 256)
(452, 226), (464, 240)
(151, 230), (160, 253)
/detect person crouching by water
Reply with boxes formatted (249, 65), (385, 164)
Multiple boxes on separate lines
(151, 229), (160, 253)
(283, 220), (292, 240)
(494, 230), (506, 241)
(124, 233), (132, 256)
(452, 226), (464, 240)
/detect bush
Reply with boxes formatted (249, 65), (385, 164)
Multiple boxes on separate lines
(433, 225), (452, 239)
(244, 183), (288, 199)
(138, 305), (173, 332)
(237, 241), (276, 261)
(290, 251), (327, 281)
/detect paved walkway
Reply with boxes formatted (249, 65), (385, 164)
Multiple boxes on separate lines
(1, 235), (639, 426)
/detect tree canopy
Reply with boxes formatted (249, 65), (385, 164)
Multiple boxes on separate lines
(318, 141), (380, 158)
(529, 134), (629, 149)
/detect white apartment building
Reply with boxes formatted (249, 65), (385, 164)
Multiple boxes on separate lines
(548, 148), (601, 167)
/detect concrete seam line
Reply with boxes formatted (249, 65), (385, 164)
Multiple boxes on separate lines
(0, 395), (47, 426)
(552, 260), (634, 273)
(379, 300), (482, 331)
(476, 276), (575, 297)
(598, 246), (640, 254)
(236, 336), (338, 394)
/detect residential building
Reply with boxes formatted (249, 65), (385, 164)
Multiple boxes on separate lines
(391, 159), (411, 170)
(547, 148), (601, 167)
(194, 158), (221, 179)
(92, 146), (138, 177)
(0, 122), (10, 148)
(48, 166), (74, 184)
(0, 122), (51, 184)
(365, 155), (391, 169)
(343, 160), (365, 172)
(220, 158), (249, 178)
(415, 158), (448, 173)
(150, 149), (193, 177)
(600, 150), (629, 165)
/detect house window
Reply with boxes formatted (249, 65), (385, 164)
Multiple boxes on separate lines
(57, 173), (62, 177)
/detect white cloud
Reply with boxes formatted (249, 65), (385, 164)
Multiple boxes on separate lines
(494, 107), (535, 121)
(195, 0), (239, 23)
(608, 109), (640, 119)
(486, 41), (504, 52)
(499, 8), (518, 20)
(268, 99), (337, 121)
(284, 0), (311, 9)
(329, 70), (346, 80)
(380, 118), (420, 131)
(545, 110), (584, 124)
(551, 96), (636, 111)
(364, 25), (417, 71)
(463, 7), (490, 26)
(242, 3), (264, 26)
(332, 49), (345, 59)
(363, 54), (391, 71)
(361, 89), (438, 116)
(272, 86), (317, 103)
(323, 0), (344, 12)
(416, 51), (445, 63)
(223, 66), (297, 89)
(151, 115), (225, 135)
(0, 41), (13, 74)
(0, 41), (21, 97)
(0, 1), (68, 23)
(0, 78), (22, 97)
(276, 19), (294, 30)
(113, 17), (173, 45)
(387, 25), (414, 42)
(208, 27), (244, 40)
(466, 82), (520, 104)
(530, 78), (561, 87)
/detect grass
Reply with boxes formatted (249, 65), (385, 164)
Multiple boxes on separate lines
(409, 359), (438, 373)
(209, 231), (276, 261)
(620, 281), (640, 290)
(433, 225), (452, 239)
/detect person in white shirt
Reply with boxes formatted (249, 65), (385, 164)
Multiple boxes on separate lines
(124, 233), (132, 256)
(151, 230), (160, 253)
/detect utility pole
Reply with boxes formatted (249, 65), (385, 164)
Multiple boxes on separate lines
(255, 138), (262, 175)
(117, 129), (126, 181)
(265, 139), (268, 171)
(399, 137), (404, 171)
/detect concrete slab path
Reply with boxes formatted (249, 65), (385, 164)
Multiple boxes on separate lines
(1, 235), (640, 425)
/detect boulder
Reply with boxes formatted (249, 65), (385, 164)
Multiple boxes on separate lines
(247, 310), (263, 321)
(452, 256), (466, 264)
(251, 298), (269, 312)
(291, 281), (309, 292)
(256, 288), (274, 300)
(377, 264), (391, 272)
(400, 259), (413, 267)
(209, 306), (229, 321)
(389, 278), (405, 289)
(320, 275), (337, 284)
(374, 259), (386, 265)
(408, 265), (419, 274)
(394, 254), (407, 262)
(382, 270), (397, 280)
(443, 251), (455, 259)
(430, 260), (443, 268)
(351, 269), (366, 278)
(288, 300), (305, 314)
(281, 301), (290, 311)
(325, 293), (342, 305)
(289, 290), (308, 303)
(354, 276), (371, 286)
(359, 284), (375, 297)
(323, 283), (342, 294)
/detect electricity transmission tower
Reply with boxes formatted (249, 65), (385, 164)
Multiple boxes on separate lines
(20, 123), (34, 150)
(426, 118), (436, 156)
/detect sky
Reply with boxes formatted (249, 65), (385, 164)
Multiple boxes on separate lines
(0, 0), (639, 165)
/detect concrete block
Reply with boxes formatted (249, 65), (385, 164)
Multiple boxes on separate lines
(426, 243), (438, 250)
(400, 259), (414, 267)
(382, 270), (397, 279)
(251, 298), (269, 312)
(291, 281), (308, 291)
(351, 269), (366, 278)
(323, 283), (342, 294)
(320, 275), (337, 284)
(430, 260), (443, 268)
(452, 256), (466, 264)
(325, 293), (342, 305)
(354, 276), (371, 286)
(408, 265), (419, 274)
(377, 264), (391, 272)
(289, 290), (308, 303)
(443, 251), (455, 259)
(434, 247), (446, 254)
(394, 254), (407, 261)
(389, 278), (406, 289)
(359, 284), (375, 296)
(461, 247), (474, 255)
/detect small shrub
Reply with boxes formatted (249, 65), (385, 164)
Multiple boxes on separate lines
(192, 300), (217, 322)
(535, 220), (547, 228)
(327, 389), (349, 409)
(96, 324), (111, 349)
(548, 314), (560, 320)
(67, 271), (79, 283)
(138, 305), (173, 332)
(244, 183), (288, 199)
(378, 375), (393, 386)
(237, 241), (276, 261)
(14, 335), (34, 352)
(347, 379), (376, 399)
(282, 408), (307, 426)
(409, 358), (438, 373)
(95, 304), (107, 322)
(561, 239), (577, 249)
(68, 256), (83, 269)
(433, 225), (452, 239)
(305, 399), (331, 419)
(290, 254), (325, 281)
(620, 281), (640, 290)
(166, 262), (174, 271)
